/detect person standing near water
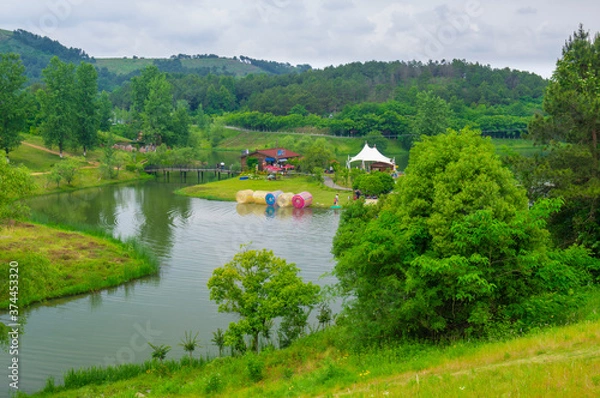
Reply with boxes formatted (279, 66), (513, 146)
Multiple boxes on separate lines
(334, 194), (339, 206)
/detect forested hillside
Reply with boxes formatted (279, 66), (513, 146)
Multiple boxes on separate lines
(0, 28), (310, 90)
(101, 58), (546, 143)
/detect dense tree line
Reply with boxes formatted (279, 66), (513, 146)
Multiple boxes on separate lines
(107, 59), (545, 119)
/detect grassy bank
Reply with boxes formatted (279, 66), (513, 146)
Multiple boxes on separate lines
(8, 133), (153, 196)
(31, 168), (154, 196)
(27, 313), (600, 397)
(177, 175), (346, 208)
(0, 222), (159, 309)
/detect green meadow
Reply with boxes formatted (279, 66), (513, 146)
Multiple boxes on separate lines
(0, 222), (158, 309)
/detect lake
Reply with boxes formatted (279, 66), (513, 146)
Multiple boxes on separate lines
(0, 179), (341, 395)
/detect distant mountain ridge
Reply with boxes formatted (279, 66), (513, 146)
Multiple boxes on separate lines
(0, 28), (311, 90)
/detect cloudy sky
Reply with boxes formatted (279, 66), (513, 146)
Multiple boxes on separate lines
(1, 0), (599, 78)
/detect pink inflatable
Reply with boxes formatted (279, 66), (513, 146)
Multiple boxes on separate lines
(292, 192), (313, 209)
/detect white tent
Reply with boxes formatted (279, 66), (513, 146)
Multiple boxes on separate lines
(347, 143), (395, 169)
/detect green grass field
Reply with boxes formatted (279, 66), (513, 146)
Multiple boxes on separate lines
(177, 175), (345, 208)
(9, 141), (61, 171)
(0, 222), (158, 309)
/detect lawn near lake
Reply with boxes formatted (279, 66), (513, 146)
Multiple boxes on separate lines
(0, 223), (158, 309)
(177, 175), (350, 208)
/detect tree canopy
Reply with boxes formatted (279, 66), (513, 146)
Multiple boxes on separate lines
(526, 25), (600, 256)
(208, 248), (320, 353)
(0, 161), (35, 223)
(37, 57), (77, 157)
(0, 53), (28, 160)
(333, 128), (598, 342)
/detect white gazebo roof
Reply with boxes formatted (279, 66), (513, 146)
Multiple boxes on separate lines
(347, 143), (395, 168)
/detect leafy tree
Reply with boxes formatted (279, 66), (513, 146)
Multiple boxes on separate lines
(289, 104), (309, 116)
(298, 138), (334, 172)
(172, 100), (191, 146)
(47, 168), (63, 188)
(74, 62), (99, 156)
(364, 130), (388, 152)
(208, 247), (320, 353)
(246, 157), (259, 171)
(37, 57), (76, 157)
(98, 91), (113, 132)
(113, 152), (129, 177)
(130, 65), (162, 114)
(353, 171), (395, 196)
(99, 133), (118, 179)
(0, 53), (28, 161)
(143, 74), (173, 145)
(527, 25), (600, 256)
(0, 161), (34, 223)
(206, 120), (226, 148)
(333, 128), (598, 342)
(412, 90), (451, 139)
(53, 158), (80, 186)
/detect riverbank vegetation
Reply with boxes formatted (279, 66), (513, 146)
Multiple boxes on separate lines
(0, 222), (158, 309)
(27, 314), (600, 397)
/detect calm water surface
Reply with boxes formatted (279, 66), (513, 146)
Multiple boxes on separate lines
(0, 180), (341, 395)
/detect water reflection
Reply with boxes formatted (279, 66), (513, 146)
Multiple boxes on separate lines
(235, 204), (314, 220)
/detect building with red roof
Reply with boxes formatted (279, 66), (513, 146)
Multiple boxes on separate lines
(241, 148), (301, 171)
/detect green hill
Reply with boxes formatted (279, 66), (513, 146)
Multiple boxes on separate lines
(0, 29), (92, 82)
(0, 28), (312, 89)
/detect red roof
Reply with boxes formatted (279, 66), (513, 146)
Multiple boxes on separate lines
(247, 148), (301, 159)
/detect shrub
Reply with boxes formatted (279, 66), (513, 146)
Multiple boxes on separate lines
(246, 354), (265, 382)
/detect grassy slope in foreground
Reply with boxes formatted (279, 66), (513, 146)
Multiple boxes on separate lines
(177, 175), (346, 208)
(28, 316), (600, 397)
(0, 223), (158, 309)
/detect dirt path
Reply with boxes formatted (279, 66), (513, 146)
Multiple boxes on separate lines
(323, 175), (352, 191)
(22, 142), (70, 157)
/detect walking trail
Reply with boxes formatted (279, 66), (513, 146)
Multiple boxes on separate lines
(323, 175), (352, 191)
